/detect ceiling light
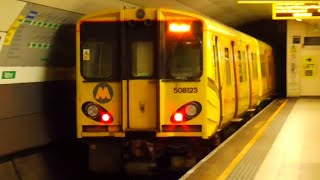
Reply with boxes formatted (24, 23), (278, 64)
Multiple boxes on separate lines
(273, 2), (320, 20)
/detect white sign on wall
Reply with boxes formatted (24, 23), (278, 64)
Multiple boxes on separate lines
(287, 20), (320, 96)
(0, 3), (82, 84)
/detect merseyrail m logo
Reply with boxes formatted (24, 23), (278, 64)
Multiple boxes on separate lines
(93, 83), (113, 103)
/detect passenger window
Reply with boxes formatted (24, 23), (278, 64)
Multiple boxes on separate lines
(242, 51), (247, 82)
(261, 62), (266, 78)
(212, 45), (216, 68)
(260, 54), (266, 78)
(268, 55), (272, 76)
(212, 45), (218, 80)
(225, 48), (231, 85)
(225, 48), (229, 59)
(252, 52), (258, 80)
(132, 41), (154, 77)
(238, 50), (243, 82)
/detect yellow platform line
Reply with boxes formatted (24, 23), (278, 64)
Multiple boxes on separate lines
(217, 99), (288, 180)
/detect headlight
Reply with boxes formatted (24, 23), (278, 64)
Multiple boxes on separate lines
(185, 104), (198, 117)
(86, 104), (99, 117)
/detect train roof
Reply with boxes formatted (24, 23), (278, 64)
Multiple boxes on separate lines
(199, 13), (260, 44)
(78, 7), (271, 48)
(157, 8), (270, 47)
(156, 8), (269, 46)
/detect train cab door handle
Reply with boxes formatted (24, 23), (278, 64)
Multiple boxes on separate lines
(139, 101), (145, 113)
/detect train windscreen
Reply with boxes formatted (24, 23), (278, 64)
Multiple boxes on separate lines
(167, 41), (201, 78)
(165, 20), (203, 79)
(80, 22), (121, 81)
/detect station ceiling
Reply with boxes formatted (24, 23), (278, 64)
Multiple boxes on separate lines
(23, 0), (273, 27)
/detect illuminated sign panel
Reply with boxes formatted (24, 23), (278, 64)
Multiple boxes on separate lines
(273, 2), (320, 19)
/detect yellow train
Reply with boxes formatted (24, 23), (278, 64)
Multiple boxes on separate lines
(76, 8), (276, 173)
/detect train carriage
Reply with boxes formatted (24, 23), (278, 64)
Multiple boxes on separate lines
(76, 8), (275, 172)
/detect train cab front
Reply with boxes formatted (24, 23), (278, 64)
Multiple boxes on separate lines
(77, 8), (206, 138)
(76, 8), (207, 172)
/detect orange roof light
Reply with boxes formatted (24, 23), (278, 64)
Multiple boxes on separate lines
(169, 23), (191, 32)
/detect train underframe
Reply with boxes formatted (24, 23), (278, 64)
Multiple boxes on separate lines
(85, 124), (244, 175)
(86, 135), (216, 175)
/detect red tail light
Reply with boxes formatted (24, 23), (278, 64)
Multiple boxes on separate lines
(100, 112), (113, 124)
(173, 112), (184, 122)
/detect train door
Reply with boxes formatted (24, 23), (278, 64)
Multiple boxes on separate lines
(210, 35), (222, 127)
(219, 39), (236, 125)
(266, 51), (272, 94)
(231, 41), (240, 117)
(232, 42), (250, 117)
(239, 46), (250, 112)
(124, 20), (158, 130)
(245, 45), (252, 108)
(259, 48), (268, 99)
(267, 51), (275, 94)
(246, 45), (259, 108)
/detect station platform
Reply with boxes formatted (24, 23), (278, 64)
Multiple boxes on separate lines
(180, 97), (320, 180)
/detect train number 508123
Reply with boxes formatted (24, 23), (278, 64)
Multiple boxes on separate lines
(174, 87), (198, 93)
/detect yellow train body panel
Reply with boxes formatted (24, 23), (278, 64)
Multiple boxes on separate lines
(76, 81), (122, 137)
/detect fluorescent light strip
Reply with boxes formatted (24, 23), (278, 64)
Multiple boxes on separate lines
(238, 1), (320, 4)
(293, 13), (312, 17)
(276, 5), (320, 9)
(276, 10), (307, 13)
